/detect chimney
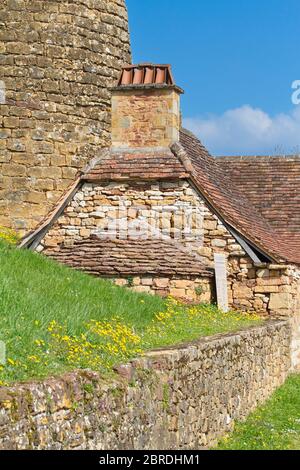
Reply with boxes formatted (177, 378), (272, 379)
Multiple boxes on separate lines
(111, 64), (184, 149)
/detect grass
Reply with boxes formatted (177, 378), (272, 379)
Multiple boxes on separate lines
(218, 375), (300, 450)
(0, 239), (261, 384)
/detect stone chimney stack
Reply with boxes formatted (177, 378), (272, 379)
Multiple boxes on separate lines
(111, 64), (183, 149)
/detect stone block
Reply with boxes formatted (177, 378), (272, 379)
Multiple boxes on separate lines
(233, 284), (252, 299)
(256, 278), (284, 286)
(211, 239), (227, 248)
(171, 280), (193, 289)
(114, 279), (127, 287)
(141, 278), (153, 286)
(169, 288), (186, 298)
(133, 277), (141, 286)
(197, 246), (212, 258)
(255, 286), (279, 294)
(25, 191), (46, 204)
(279, 285), (292, 293)
(256, 269), (270, 278)
(203, 220), (217, 231)
(269, 293), (291, 311)
(253, 297), (264, 310)
(153, 278), (169, 289)
(79, 228), (90, 238)
(132, 286), (152, 294)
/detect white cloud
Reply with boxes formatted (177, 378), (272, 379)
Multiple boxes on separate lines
(183, 105), (300, 156)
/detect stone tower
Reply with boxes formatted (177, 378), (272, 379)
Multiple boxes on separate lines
(0, 0), (131, 232)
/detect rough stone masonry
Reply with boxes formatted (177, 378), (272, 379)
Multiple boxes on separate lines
(0, 0), (131, 232)
(0, 321), (291, 450)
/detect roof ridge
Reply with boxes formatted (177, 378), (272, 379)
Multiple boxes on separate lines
(219, 155), (300, 161)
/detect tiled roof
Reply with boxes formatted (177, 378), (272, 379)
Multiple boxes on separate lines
(83, 149), (189, 182)
(117, 64), (175, 87)
(45, 237), (214, 277)
(175, 130), (298, 264)
(218, 155), (300, 256)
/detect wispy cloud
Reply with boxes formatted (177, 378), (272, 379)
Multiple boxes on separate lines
(183, 105), (300, 156)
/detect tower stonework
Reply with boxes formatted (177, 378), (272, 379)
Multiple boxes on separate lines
(0, 0), (131, 232)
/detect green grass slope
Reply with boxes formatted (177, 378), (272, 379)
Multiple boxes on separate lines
(0, 240), (260, 384)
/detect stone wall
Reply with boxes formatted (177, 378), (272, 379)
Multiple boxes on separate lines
(111, 87), (181, 148)
(229, 260), (300, 316)
(291, 314), (300, 371)
(0, 320), (291, 450)
(115, 264), (300, 313)
(40, 179), (300, 316)
(0, 0), (131, 232)
(114, 275), (213, 303)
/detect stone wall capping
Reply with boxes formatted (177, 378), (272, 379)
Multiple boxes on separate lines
(110, 84), (184, 95)
(269, 264), (291, 270)
(140, 319), (289, 355)
(253, 262), (269, 268)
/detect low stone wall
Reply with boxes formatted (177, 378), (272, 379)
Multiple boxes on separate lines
(114, 275), (214, 303)
(0, 320), (291, 450)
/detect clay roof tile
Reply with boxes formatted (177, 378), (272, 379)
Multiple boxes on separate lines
(118, 64), (175, 87)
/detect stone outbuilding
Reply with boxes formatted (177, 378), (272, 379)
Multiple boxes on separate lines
(20, 64), (300, 368)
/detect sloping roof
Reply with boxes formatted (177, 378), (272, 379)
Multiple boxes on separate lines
(84, 149), (189, 182)
(45, 237), (214, 278)
(218, 155), (300, 236)
(218, 155), (300, 263)
(176, 130), (298, 264)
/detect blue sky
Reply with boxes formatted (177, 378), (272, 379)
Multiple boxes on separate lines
(126, 0), (300, 155)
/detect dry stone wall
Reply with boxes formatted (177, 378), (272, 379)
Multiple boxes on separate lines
(114, 275), (213, 303)
(0, 320), (291, 450)
(42, 180), (206, 250)
(0, 0), (131, 232)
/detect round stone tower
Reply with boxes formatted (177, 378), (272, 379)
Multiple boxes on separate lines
(0, 0), (131, 232)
